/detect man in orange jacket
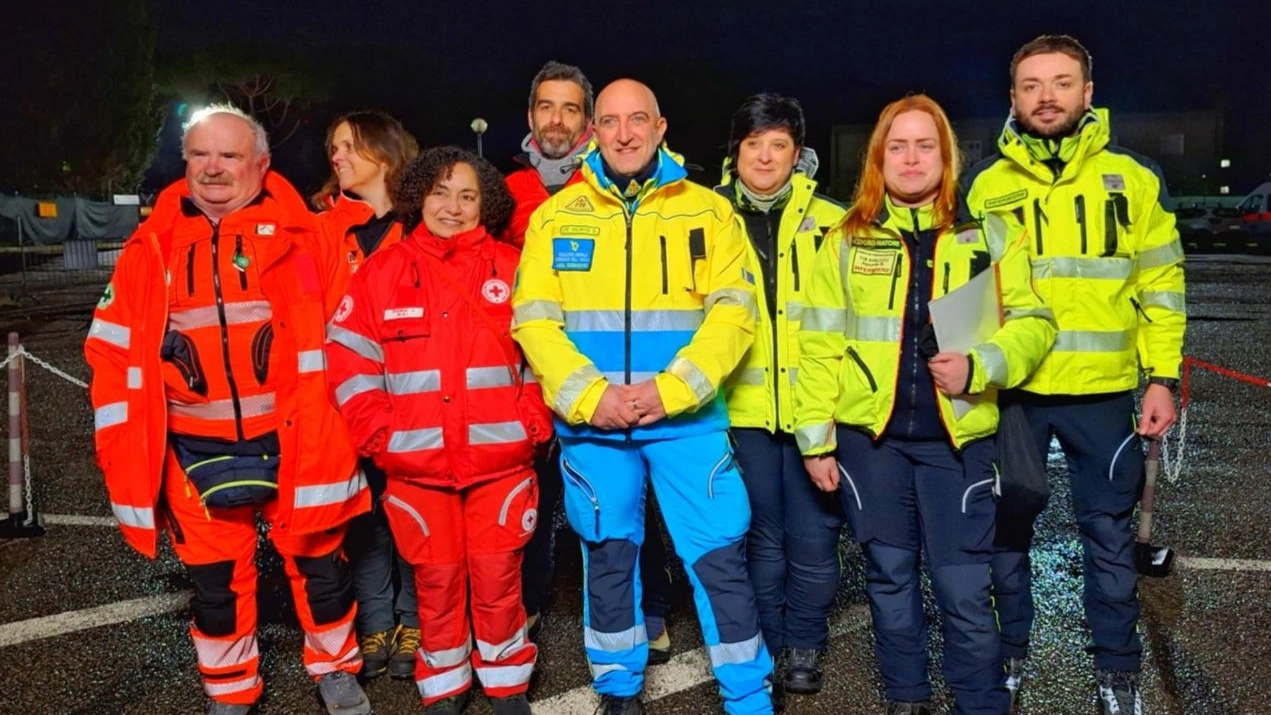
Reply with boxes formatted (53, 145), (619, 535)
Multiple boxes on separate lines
(85, 105), (372, 715)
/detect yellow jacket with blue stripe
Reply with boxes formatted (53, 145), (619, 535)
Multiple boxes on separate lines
(794, 203), (1056, 453)
(963, 109), (1185, 394)
(717, 171), (846, 433)
(511, 146), (756, 441)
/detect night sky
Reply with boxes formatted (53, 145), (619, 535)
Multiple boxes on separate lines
(31, 0), (1271, 195)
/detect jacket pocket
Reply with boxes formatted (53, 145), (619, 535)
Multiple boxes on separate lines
(846, 346), (878, 392)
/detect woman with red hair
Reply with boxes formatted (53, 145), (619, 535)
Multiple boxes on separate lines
(794, 95), (1055, 715)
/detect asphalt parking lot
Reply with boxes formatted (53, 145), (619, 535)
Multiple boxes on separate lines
(0, 256), (1267, 714)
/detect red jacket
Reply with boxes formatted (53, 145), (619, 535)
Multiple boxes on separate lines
(504, 164), (584, 248)
(317, 193), (405, 300)
(85, 172), (368, 558)
(325, 224), (552, 489)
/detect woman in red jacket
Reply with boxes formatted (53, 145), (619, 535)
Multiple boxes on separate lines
(314, 110), (423, 680)
(325, 146), (551, 715)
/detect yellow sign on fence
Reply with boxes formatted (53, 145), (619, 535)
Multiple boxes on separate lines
(36, 202), (57, 218)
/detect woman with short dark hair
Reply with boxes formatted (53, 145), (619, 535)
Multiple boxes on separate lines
(326, 147), (550, 715)
(716, 93), (848, 705)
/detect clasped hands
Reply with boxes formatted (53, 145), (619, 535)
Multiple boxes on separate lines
(589, 381), (666, 430)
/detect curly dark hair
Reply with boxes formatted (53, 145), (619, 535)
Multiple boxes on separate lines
(393, 146), (514, 237)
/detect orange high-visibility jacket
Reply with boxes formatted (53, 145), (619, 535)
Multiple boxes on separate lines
(317, 192), (405, 299)
(325, 224), (553, 490)
(85, 172), (368, 558)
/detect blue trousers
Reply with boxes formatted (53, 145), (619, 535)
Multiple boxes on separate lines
(521, 443), (672, 621)
(992, 391), (1144, 672)
(732, 428), (842, 652)
(345, 459), (418, 634)
(835, 428), (1007, 715)
(560, 430), (773, 715)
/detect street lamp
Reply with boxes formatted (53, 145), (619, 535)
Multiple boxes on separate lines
(471, 118), (488, 158)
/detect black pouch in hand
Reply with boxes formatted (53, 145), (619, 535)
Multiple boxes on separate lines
(171, 432), (281, 509)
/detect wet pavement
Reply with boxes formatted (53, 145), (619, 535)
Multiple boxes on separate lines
(0, 256), (1268, 714)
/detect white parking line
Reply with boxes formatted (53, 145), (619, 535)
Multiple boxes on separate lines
(41, 513), (116, 527)
(530, 605), (870, 713)
(0, 592), (188, 648)
(1176, 556), (1271, 572)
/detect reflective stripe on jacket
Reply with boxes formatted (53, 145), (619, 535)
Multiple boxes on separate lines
(85, 172), (366, 558)
(794, 205), (1056, 453)
(963, 108), (1185, 393)
(511, 145), (756, 442)
(325, 224), (552, 488)
(717, 173), (846, 433)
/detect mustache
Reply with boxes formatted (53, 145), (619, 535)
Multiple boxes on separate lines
(1032, 103), (1061, 114)
(196, 174), (233, 186)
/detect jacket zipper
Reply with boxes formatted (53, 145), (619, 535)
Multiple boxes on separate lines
(1074, 195), (1088, 254)
(905, 211), (921, 438)
(186, 244), (196, 296)
(624, 212), (635, 440)
(846, 346), (878, 392)
(561, 458), (601, 535)
(1130, 297), (1153, 323)
(790, 237), (800, 293)
(235, 236), (247, 290)
(1033, 197), (1045, 255)
(658, 235), (669, 294)
(887, 249), (902, 310)
(210, 228), (246, 441)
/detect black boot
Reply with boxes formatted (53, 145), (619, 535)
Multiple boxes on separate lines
(783, 647), (824, 695)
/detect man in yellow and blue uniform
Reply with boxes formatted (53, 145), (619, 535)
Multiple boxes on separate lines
(963, 35), (1185, 714)
(512, 79), (773, 715)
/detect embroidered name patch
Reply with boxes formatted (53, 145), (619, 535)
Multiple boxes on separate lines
(851, 249), (898, 276)
(552, 238), (596, 271)
(559, 224), (601, 236)
(984, 189), (1028, 209)
(256, 223), (276, 236)
(384, 307), (424, 320)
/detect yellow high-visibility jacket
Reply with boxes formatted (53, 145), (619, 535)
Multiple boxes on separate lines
(511, 146), (756, 442)
(716, 172), (846, 433)
(795, 203), (1056, 454)
(963, 109), (1186, 394)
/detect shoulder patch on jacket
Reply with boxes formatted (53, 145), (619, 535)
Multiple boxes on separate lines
(564, 195), (595, 212)
(984, 189), (1028, 209)
(552, 238), (595, 271)
(98, 282), (115, 309)
(1102, 174), (1126, 191)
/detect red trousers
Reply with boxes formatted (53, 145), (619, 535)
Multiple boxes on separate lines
(163, 456), (361, 705)
(383, 468), (538, 705)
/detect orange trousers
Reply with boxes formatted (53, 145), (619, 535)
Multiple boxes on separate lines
(383, 468), (538, 706)
(162, 460), (361, 706)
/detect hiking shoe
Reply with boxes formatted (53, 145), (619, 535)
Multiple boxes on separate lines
(1096, 669), (1142, 715)
(207, 702), (252, 715)
(783, 647), (824, 695)
(886, 701), (932, 715)
(390, 624), (421, 680)
(317, 671), (371, 715)
(526, 612), (544, 641)
(490, 694), (532, 715)
(1005, 656), (1025, 712)
(594, 694), (645, 714)
(646, 616), (671, 665)
(359, 627), (393, 679)
(425, 691), (470, 715)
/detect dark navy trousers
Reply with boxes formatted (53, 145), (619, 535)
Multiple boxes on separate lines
(992, 391), (1144, 673)
(731, 427), (842, 652)
(835, 427), (1008, 715)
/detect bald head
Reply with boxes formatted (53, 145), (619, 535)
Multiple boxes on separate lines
(593, 79), (667, 176)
